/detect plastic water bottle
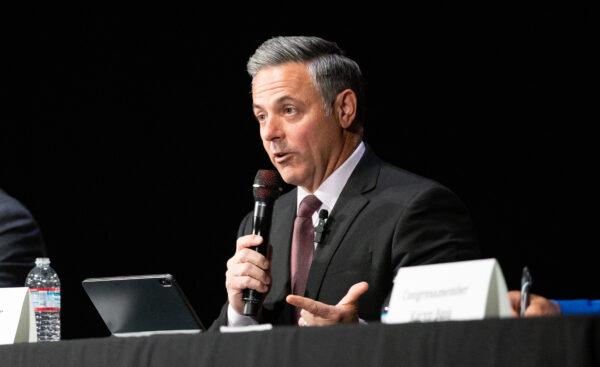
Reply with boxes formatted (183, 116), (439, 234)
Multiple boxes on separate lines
(25, 257), (61, 341)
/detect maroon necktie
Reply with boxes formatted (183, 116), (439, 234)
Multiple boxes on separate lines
(290, 194), (322, 297)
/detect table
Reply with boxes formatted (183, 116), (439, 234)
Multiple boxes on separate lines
(1, 316), (599, 367)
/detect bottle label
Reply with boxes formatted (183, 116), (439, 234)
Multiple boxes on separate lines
(29, 287), (61, 312)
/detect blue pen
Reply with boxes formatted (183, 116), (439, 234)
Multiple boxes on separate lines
(520, 267), (532, 317)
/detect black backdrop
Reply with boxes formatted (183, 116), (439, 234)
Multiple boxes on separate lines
(1, 4), (595, 338)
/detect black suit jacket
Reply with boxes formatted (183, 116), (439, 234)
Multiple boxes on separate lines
(0, 189), (46, 287)
(210, 147), (480, 328)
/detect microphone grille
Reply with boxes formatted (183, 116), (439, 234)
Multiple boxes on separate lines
(253, 169), (283, 202)
(318, 209), (329, 219)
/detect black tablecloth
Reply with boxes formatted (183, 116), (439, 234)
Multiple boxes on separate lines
(2, 317), (599, 367)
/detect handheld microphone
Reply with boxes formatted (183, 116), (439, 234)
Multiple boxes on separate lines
(314, 209), (329, 245)
(242, 169), (283, 316)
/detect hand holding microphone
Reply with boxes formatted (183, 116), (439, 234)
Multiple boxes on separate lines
(224, 170), (282, 317)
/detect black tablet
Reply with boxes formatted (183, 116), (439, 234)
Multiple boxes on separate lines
(82, 274), (205, 336)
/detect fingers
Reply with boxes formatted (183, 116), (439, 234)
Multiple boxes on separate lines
(507, 290), (521, 305)
(298, 317), (308, 327)
(507, 290), (521, 317)
(337, 282), (369, 305)
(299, 308), (329, 323)
(236, 234), (263, 251)
(225, 273), (269, 293)
(225, 262), (270, 313)
(225, 235), (272, 311)
(297, 307), (334, 327)
(287, 282), (369, 326)
(226, 235), (270, 292)
(286, 295), (333, 318)
(286, 282), (369, 312)
(228, 235), (270, 270)
(507, 291), (562, 317)
(226, 261), (271, 287)
(524, 294), (561, 317)
(226, 249), (270, 272)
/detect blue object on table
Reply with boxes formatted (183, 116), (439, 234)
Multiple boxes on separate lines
(554, 299), (600, 315)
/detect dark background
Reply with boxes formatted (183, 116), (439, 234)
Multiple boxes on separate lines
(1, 4), (595, 338)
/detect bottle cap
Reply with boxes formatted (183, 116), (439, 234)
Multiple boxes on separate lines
(35, 257), (50, 266)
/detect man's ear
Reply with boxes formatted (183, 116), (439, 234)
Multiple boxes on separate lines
(334, 89), (357, 129)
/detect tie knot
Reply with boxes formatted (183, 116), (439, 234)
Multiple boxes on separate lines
(297, 195), (321, 218)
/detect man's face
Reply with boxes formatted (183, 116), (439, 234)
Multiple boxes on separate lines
(252, 62), (344, 192)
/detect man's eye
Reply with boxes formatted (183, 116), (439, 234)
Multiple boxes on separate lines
(256, 114), (266, 122)
(283, 106), (297, 114)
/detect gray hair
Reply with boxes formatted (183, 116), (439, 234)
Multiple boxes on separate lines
(247, 36), (365, 130)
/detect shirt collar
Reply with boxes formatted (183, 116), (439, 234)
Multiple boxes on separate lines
(297, 141), (365, 214)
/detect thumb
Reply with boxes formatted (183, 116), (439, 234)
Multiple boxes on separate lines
(337, 282), (369, 306)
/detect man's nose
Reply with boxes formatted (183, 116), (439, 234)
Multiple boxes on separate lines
(261, 116), (284, 141)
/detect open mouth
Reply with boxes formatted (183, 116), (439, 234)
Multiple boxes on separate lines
(273, 152), (291, 164)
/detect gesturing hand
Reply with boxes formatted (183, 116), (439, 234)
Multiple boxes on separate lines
(286, 282), (369, 326)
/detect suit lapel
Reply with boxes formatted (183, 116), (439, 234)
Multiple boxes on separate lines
(263, 190), (296, 306)
(304, 195), (369, 300)
(305, 147), (381, 300)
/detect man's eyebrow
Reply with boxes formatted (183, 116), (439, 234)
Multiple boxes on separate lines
(253, 96), (299, 110)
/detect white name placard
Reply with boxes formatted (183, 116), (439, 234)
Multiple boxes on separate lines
(0, 287), (37, 344)
(383, 258), (512, 324)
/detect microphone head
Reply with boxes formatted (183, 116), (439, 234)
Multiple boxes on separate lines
(318, 209), (329, 219)
(253, 169), (283, 202)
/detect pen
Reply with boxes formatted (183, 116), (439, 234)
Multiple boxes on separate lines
(520, 266), (532, 317)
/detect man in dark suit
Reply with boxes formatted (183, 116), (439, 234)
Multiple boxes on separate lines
(0, 188), (46, 287)
(211, 36), (480, 329)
